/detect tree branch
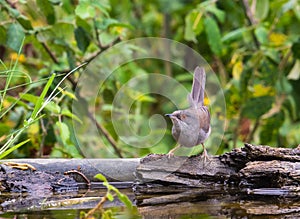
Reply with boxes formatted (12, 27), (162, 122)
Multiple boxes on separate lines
(87, 110), (123, 158)
(40, 42), (59, 64)
(241, 0), (260, 49)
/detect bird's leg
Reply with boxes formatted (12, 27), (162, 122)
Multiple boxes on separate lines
(167, 144), (180, 158)
(201, 143), (210, 162)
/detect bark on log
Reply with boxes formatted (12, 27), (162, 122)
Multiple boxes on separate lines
(0, 158), (139, 194)
(1, 158), (139, 182)
(134, 143), (300, 206)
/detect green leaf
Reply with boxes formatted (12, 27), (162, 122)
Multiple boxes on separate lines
(20, 93), (39, 104)
(205, 4), (225, 23)
(51, 22), (75, 40)
(242, 96), (274, 119)
(44, 101), (61, 114)
(275, 77), (293, 94)
(222, 27), (249, 43)
(254, 26), (268, 45)
(264, 48), (280, 64)
(31, 73), (56, 120)
(93, 1), (111, 17)
(75, 2), (96, 19)
(76, 16), (92, 32)
(106, 184), (116, 192)
(6, 96), (29, 109)
(61, 0), (73, 13)
(37, 0), (56, 25)
(103, 88), (114, 103)
(0, 26), (6, 44)
(102, 210), (113, 219)
(109, 22), (134, 30)
(74, 27), (90, 52)
(75, 0), (110, 19)
(184, 10), (203, 42)
(94, 173), (108, 183)
(61, 108), (82, 123)
(6, 23), (25, 52)
(67, 49), (76, 69)
(255, 0), (269, 20)
(0, 123), (11, 136)
(137, 94), (156, 103)
(204, 16), (222, 56)
(292, 40), (300, 59)
(106, 192), (114, 201)
(116, 193), (133, 209)
(293, 5), (300, 20)
(55, 121), (70, 144)
(17, 15), (33, 30)
(95, 18), (133, 31)
(260, 112), (284, 145)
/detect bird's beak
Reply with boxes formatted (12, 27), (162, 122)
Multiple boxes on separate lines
(165, 114), (172, 117)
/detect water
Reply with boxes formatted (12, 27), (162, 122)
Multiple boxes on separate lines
(1, 187), (300, 218)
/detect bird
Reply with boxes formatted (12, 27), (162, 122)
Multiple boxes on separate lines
(165, 67), (211, 161)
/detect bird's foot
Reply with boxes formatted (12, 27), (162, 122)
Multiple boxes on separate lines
(201, 148), (211, 163)
(167, 152), (174, 159)
(166, 145), (180, 159)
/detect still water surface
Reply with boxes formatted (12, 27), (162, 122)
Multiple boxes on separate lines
(1, 187), (299, 218)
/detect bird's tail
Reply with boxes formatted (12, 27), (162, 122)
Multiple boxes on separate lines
(188, 66), (206, 108)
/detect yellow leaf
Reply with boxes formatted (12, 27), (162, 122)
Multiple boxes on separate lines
(252, 84), (274, 97)
(269, 32), (287, 46)
(27, 122), (39, 135)
(27, 122), (40, 145)
(230, 53), (239, 66)
(232, 61), (243, 80)
(112, 26), (124, 35)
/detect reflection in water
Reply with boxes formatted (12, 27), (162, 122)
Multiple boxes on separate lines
(1, 187), (300, 218)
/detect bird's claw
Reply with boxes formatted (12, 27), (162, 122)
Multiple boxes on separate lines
(167, 152), (174, 159)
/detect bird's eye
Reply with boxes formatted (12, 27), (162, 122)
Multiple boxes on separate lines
(176, 114), (181, 120)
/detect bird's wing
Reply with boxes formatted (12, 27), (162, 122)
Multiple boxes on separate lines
(199, 106), (210, 133)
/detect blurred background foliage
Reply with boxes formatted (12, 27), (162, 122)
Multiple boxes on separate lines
(0, 0), (299, 158)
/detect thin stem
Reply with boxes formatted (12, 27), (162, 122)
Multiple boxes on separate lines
(246, 118), (260, 143)
(241, 0), (260, 49)
(40, 41), (59, 64)
(85, 196), (108, 218)
(87, 111), (123, 158)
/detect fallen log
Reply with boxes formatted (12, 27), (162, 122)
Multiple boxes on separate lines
(0, 158), (139, 182)
(134, 143), (300, 206)
(1, 144), (300, 217)
(0, 158), (139, 194)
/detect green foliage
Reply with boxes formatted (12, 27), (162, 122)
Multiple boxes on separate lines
(204, 16), (223, 56)
(74, 27), (90, 53)
(6, 23), (25, 51)
(0, 0), (299, 159)
(82, 173), (133, 218)
(95, 173), (133, 210)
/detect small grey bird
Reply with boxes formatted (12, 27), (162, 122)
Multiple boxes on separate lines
(166, 67), (211, 160)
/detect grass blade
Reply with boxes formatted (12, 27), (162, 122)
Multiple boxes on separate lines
(0, 139), (30, 159)
(30, 73), (56, 120)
